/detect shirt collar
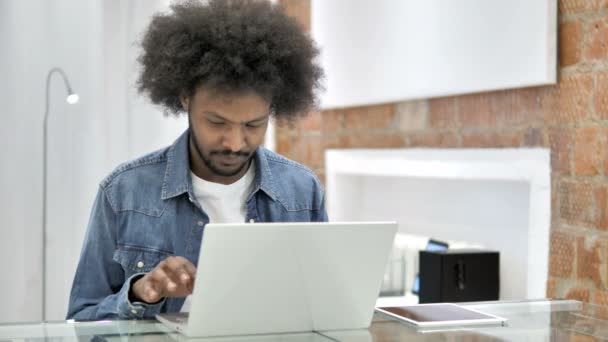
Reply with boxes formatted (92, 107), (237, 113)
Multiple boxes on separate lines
(161, 129), (278, 201)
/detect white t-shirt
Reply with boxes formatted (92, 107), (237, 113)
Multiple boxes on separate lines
(190, 160), (256, 224)
(181, 160), (256, 312)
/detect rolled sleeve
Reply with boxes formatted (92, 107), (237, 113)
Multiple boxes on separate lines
(116, 273), (166, 319)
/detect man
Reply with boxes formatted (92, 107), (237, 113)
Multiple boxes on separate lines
(67, 0), (326, 320)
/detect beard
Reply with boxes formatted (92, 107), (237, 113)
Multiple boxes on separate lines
(188, 116), (254, 178)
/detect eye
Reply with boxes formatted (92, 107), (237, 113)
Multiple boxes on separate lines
(245, 123), (263, 129)
(207, 119), (225, 126)
(245, 120), (267, 129)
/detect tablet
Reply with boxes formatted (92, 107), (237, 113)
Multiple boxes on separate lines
(375, 303), (507, 329)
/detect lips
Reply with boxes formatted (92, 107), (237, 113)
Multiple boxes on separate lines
(216, 154), (246, 165)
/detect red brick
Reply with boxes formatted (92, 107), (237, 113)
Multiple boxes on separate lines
(395, 101), (428, 132)
(458, 94), (498, 128)
(576, 237), (603, 287)
(550, 231), (576, 277)
(559, 0), (598, 14)
(560, 21), (583, 67)
(408, 132), (459, 148)
(279, 0), (310, 32)
(559, 181), (596, 228)
(301, 136), (321, 168)
(594, 73), (608, 120)
(596, 290), (608, 306)
(547, 276), (571, 299)
(495, 88), (542, 127)
(547, 277), (557, 298)
(574, 126), (605, 176)
(552, 178), (560, 225)
(548, 128), (573, 175)
(457, 89), (540, 129)
(322, 110), (342, 132)
(276, 134), (304, 163)
(605, 137), (608, 177)
(299, 135), (341, 169)
(275, 121), (290, 137)
(276, 135), (293, 157)
(595, 186), (608, 230)
(313, 168), (326, 187)
(540, 74), (593, 124)
(275, 117), (299, 135)
(343, 104), (396, 130)
(523, 127), (544, 147)
(584, 19), (608, 61)
(570, 334), (600, 342)
(339, 133), (405, 149)
(295, 110), (342, 133)
(461, 131), (521, 148)
(296, 111), (322, 132)
(277, 134), (342, 169)
(595, 290), (608, 319)
(565, 286), (590, 302)
(429, 97), (458, 129)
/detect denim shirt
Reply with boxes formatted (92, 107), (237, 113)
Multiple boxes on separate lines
(66, 130), (328, 321)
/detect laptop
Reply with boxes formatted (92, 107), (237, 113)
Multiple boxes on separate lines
(156, 221), (398, 337)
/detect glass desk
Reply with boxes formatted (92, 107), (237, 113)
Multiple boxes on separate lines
(0, 300), (606, 341)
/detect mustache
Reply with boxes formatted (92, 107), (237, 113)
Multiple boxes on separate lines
(210, 150), (251, 158)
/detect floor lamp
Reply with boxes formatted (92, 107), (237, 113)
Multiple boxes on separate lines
(43, 67), (79, 320)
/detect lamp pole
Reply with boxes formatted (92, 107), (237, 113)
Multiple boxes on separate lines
(43, 67), (78, 321)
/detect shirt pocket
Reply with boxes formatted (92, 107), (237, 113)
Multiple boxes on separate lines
(112, 246), (172, 278)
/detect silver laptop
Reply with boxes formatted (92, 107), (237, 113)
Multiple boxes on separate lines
(156, 221), (397, 337)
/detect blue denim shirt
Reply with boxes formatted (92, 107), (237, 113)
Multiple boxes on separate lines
(67, 130), (327, 320)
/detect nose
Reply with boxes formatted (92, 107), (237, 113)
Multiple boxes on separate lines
(222, 125), (246, 152)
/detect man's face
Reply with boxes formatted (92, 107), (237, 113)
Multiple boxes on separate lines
(183, 86), (270, 184)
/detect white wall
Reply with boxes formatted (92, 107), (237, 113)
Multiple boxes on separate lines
(0, 0), (51, 324)
(0, 0), (187, 322)
(326, 149), (551, 301)
(351, 176), (530, 300)
(312, 0), (557, 109)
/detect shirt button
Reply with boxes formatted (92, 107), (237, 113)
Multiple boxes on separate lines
(131, 309), (137, 314)
(137, 261), (144, 268)
(197, 221), (204, 226)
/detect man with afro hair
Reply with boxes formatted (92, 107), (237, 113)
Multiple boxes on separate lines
(67, 0), (326, 320)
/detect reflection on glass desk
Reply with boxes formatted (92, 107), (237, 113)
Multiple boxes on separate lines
(0, 300), (606, 341)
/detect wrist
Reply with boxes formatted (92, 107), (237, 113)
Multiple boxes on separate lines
(128, 274), (154, 304)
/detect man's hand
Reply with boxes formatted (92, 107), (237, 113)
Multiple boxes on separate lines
(131, 256), (196, 304)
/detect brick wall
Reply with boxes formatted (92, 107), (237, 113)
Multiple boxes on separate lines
(277, 0), (608, 304)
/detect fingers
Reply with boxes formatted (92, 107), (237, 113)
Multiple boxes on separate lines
(132, 270), (165, 303)
(163, 256), (196, 291)
(144, 267), (170, 302)
(158, 264), (185, 296)
(148, 256), (196, 298)
(132, 256), (197, 303)
(182, 260), (197, 279)
(182, 261), (197, 292)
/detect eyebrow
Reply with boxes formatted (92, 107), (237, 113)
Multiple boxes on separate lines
(204, 111), (269, 124)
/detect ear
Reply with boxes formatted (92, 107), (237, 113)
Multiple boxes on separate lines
(180, 93), (190, 112)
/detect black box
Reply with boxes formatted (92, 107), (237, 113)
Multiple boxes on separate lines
(419, 249), (499, 304)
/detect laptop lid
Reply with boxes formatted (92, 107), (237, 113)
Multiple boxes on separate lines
(180, 221), (397, 337)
